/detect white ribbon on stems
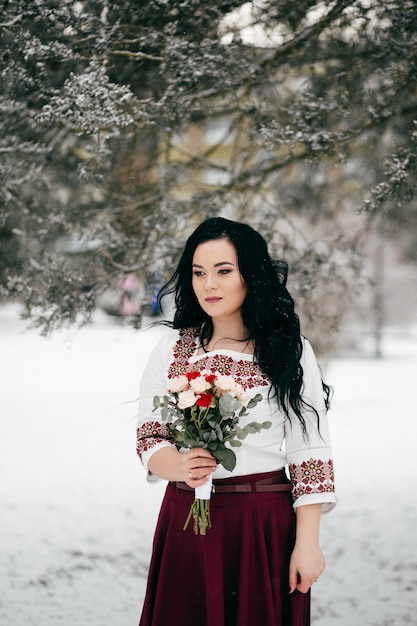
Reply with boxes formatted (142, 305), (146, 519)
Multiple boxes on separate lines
(195, 473), (213, 500)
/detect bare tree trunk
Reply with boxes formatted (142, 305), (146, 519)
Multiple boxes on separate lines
(373, 216), (385, 359)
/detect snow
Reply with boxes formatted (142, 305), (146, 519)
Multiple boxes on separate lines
(0, 304), (416, 625)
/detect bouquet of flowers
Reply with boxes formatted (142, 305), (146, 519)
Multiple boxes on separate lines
(153, 370), (271, 535)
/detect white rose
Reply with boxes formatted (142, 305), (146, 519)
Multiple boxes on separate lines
(234, 387), (253, 404)
(167, 375), (189, 393)
(214, 375), (248, 403)
(189, 375), (211, 393)
(214, 374), (236, 392)
(229, 382), (246, 401)
(177, 389), (198, 410)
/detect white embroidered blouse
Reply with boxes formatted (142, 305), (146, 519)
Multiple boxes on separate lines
(136, 326), (336, 512)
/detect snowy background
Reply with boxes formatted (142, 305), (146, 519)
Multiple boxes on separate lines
(1, 303), (416, 626)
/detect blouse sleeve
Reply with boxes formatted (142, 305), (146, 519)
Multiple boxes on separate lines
(136, 329), (177, 483)
(285, 338), (337, 513)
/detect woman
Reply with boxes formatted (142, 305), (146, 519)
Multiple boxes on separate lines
(136, 217), (336, 626)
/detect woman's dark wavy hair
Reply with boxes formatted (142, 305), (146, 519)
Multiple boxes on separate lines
(158, 216), (330, 433)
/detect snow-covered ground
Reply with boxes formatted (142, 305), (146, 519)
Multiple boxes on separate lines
(0, 304), (416, 626)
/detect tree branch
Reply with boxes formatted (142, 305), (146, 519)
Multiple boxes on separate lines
(110, 50), (163, 61)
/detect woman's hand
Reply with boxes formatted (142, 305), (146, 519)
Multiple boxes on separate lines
(148, 446), (217, 484)
(181, 448), (217, 487)
(289, 503), (325, 594)
(289, 541), (325, 594)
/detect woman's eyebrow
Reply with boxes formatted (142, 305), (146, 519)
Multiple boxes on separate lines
(192, 261), (235, 268)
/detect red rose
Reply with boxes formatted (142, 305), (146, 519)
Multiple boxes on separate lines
(196, 393), (213, 407)
(186, 371), (200, 380)
(204, 374), (216, 384)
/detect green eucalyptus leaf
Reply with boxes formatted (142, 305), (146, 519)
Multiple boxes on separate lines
(236, 426), (247, 439)
(215, 425), (224, 441)
(246, 421), (268, 433)
(219, 393), (241, 416)
(247, 393), (263, 408)
(183, 433), (197, 447)
(171, 431), (185, 445)
(210, 429), (218, 441)
(229, 439), (242, 447)
(214, 446), (236, 471)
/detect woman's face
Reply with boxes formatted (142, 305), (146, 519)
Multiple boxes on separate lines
(191, 238), (247, 322)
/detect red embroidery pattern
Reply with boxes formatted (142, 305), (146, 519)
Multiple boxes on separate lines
(289, 458), (335, 501)
(136, 421), (174, 462)
(167, 327), (270, 389)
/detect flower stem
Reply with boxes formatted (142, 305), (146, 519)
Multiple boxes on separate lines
(183, 499), (212, 535)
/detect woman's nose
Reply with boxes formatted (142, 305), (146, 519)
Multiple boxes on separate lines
(205, 273), (218, 289)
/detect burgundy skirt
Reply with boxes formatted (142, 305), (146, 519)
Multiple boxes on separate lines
(139, 470), (310, 626)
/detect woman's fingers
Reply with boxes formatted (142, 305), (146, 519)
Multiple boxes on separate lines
(186, 448), (215, 460)
(289, 569), (317, 594)
(289, 544), (325, 594)
(182, 449), (217, 484)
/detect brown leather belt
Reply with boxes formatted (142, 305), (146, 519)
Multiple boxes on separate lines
(174, 475), (292, 494)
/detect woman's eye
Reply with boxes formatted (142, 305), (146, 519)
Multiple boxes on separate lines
(192, 271), (204, 277)
(218, 269), (231, 275)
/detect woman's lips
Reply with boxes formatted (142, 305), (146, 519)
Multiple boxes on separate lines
(205, 297), (222, 303)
